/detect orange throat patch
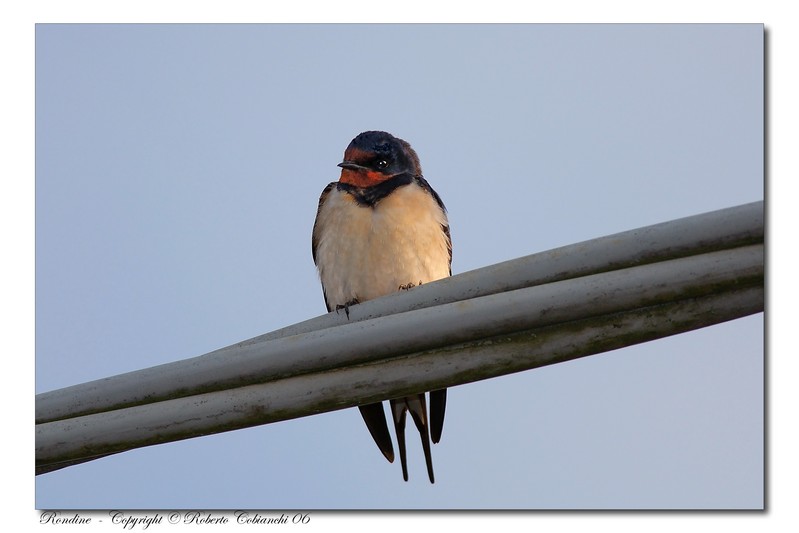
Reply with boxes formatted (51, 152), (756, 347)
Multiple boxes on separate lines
(339, 168), (393, 188)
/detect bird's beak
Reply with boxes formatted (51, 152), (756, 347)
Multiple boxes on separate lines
(338, 161), (367, 171)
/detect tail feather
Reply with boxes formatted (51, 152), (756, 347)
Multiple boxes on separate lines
(390, 400), (410, 481)
(358, 403), (395, 463)
(408, 395), (435, 483)
(391, 394), (435, 483)
(429, 389), (447, 444)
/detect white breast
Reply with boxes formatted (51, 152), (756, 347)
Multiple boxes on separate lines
(313, 181), (451, 309)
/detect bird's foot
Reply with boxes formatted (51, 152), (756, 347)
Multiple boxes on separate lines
(398, 280), (423, 291)
(335, 298), (360, 319)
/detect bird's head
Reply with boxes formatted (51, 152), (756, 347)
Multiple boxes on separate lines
(338, 131), (422, 188)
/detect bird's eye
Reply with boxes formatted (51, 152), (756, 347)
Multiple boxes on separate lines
(375, 160), (389, 170)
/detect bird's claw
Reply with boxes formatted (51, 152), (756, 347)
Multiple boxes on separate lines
(335, 298), (360, 319)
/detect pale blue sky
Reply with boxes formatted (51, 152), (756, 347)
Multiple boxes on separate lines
(35, 23), (763, 509)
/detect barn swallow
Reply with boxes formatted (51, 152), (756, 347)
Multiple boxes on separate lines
(312, 131), (451, 483)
